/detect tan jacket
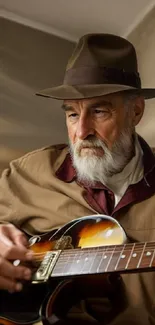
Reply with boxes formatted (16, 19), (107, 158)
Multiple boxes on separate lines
(0, 144), (155, 324)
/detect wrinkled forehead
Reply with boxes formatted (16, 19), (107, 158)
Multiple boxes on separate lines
(62, 92), (125, 110)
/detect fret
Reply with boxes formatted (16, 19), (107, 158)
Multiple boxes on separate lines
(139, 243), (155, 269)
(115, 243), (134, 271)
(63, 250), (85, 275)
(52, 252), (71, 276)
(105, 245), (117, 272)
(66, 250), (85, 275)
(125, 243), (135, 270)
(107, 244), (126, 272)
(52, 241), (155, 278)
(53, 249), (98, 276)
(137, 242), (146, 268)
(149, 245), (155, 267)
(52, 249), (81, 276)
(89, 248), (107, 274)
(81, 249), (98, 274)
(123, 243), (146, 271)
(97, 246), (116, 273)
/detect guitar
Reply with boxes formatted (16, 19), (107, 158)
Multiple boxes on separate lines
(0, 214), (155, 325)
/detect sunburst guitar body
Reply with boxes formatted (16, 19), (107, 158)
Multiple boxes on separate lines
(0, 215), (155, 325)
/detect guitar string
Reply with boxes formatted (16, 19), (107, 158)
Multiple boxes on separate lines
(32, 244), (155, 255)
(32, 246), (155, 263)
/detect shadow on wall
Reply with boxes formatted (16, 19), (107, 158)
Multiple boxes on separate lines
(129, 7), (155, 146)
(1, 74), (68, 174)
(1, 18), (75, 174)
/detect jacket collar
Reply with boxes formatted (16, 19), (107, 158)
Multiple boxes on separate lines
(56, 135), (155, 188)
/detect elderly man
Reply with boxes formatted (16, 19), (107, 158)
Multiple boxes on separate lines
(0, 34), (155, 325)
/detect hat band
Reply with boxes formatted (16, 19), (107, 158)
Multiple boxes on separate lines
(64, 66), (141, 88)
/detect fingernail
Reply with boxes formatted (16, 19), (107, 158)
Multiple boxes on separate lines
(15, 282), (23, 292)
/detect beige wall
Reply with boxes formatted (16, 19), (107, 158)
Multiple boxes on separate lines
(1, 18), (75, 173)
(128, 7), (155, 147)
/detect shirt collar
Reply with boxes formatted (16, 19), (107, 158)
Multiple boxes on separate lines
(56, 135), (155, 187)
(56, 151), (76, 182)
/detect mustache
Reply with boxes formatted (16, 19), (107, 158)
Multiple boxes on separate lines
(73, 137), (108, 152)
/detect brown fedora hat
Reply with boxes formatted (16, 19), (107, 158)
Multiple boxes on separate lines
(37, 33), (155, 100)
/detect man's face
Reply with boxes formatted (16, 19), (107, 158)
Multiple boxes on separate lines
(64, 93), (129, 151)
(62, 93), (144, 184)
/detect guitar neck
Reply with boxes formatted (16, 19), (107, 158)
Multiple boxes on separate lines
(52, 241), (155, 278)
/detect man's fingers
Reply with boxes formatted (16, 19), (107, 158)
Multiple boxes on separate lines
(14, 233), (28, 247)
(0, 239), (33, 261)
(0, 276), (23, 292)
(0, 257), (32, 281)
(0, 232), (15, 247)
(0, 224), (28, 247)
(0, 224), (33, 293)
(0, 225), (33, 260)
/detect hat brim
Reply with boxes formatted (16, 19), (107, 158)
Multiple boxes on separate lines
(36, 84), (155, 100)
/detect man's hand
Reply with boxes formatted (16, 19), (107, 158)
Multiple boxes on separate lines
(0, 224), (33, 293)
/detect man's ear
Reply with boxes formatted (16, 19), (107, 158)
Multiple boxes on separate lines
(132, 96), (145, 126)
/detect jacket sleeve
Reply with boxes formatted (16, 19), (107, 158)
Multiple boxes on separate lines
(0, 159), (28, 227)
(0, 153), (48, 233)
(0, 146), (66, 235)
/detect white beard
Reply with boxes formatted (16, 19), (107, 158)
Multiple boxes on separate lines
(69, 129), (135, 185)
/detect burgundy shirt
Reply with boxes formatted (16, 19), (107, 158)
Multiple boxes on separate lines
(56, 136), (155, 218)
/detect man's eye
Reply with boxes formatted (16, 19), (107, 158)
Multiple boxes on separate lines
(94, 109), (108, 115)
(95, 109), (102, 113)
(68, 113), (78, 118)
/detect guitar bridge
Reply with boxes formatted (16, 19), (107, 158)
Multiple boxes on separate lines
(32, 250), (61, 283)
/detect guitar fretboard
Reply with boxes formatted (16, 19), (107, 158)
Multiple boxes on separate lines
(51, 242), (155, 277)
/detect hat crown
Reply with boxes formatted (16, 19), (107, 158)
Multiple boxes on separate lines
(66, 33), (138, 72)
(37, 32), (155, 100)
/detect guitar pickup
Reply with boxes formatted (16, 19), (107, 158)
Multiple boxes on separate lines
(32, 250), (61, 283)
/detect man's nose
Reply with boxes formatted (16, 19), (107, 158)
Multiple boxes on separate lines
(76, 115), (95, 140)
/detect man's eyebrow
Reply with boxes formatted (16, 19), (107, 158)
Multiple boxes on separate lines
(61, 100), (113, 111)
(61, 104), (73, 111)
